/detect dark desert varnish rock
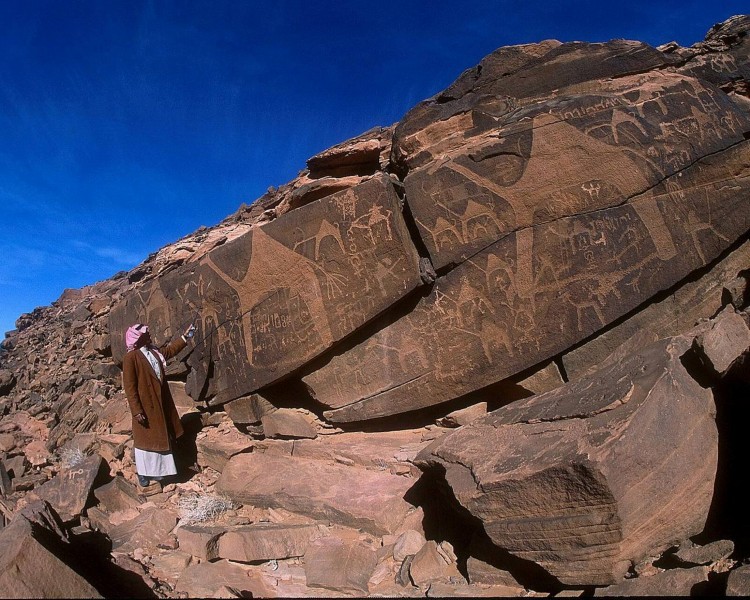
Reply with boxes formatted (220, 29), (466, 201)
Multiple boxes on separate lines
(305, 81), (750, 421)
(109, 173), (422, 404)
(414, 332), (718, 586)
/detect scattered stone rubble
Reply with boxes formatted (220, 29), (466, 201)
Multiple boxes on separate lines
(0, 15), (750, 598)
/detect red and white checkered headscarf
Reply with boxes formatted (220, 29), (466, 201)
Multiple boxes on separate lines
(125, 323), (148, 352)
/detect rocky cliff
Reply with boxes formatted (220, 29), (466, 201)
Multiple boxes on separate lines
(1, 15), (750, 598)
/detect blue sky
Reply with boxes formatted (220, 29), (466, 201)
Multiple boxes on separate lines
(0, 0), (747, 336)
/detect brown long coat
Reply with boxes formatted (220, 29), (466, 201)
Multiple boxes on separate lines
(122, 338), (186, 452)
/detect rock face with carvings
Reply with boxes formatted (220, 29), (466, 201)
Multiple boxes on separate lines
(100, 16), (750, 425)
(305, 58), (750, 423)
(0, 15), (749, 599)
(109, 173), (422, 405)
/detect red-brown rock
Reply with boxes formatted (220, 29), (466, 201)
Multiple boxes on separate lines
(93, 476), (143, 513)
(216, 453), (417, 536)
(218, 522), (320, 562)
(31, 454), (103, 523)
(109, 506), (178, 553)
(415, 332), (718, 585)
(304, 535), (377, 595)
(175, 560), (273, 598)
(694, 305), (750, 376)
(261, 408), (317, 439)
(594, 566), (709, 596)
(308, 135), (750, 421)
(110, 173), (422, 406)
(0, 502), (101, 598)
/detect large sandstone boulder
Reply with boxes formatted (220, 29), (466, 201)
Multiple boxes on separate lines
(218, 523), (321, 562)
(0, 501), (102, 598)
(110, 173), (422, 405)
(101, 19), (750, 428)
(390, 40), (671, 171)
(216, 453), (417, 536)
(415, 332), (718, 586)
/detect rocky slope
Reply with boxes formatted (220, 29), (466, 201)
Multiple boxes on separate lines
(1, 15), (750, 598)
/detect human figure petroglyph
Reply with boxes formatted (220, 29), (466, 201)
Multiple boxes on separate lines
(432, 289), (453, 320)
(334, 189), (357, 221)
(349, 205), (394, 246)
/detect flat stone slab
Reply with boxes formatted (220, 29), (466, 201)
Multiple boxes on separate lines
(415, 333), (718, 586)
(261, 409), (317, 439)
(196, 426), (254, 473)
(290, 429), (429, 471)
(304, 535), (377, 596)
(219, 523), (321, 562)
(109, 506), (178, 553)
(31, 454), (103, 523)
(110, 173), (422, 404)
(176, 524), (224, 560)
(93, 476), (143, 514)
(216, 453), (417, 536)
(0, 503), (102, 598)
(224, 393), (276, 424)
(175, 560), (273, 598)
(306, 137), (750, 422)
(594, 566), (709, 596)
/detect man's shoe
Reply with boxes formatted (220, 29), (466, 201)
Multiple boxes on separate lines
(138, 480), (162, 497)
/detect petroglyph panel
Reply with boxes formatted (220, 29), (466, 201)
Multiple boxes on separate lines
(404, 73), (750, 270)
(305, 141), (750, 422)
(392, 40), (670, 171)
(676, 16), (750, 90)
(110, 173), (422, 403)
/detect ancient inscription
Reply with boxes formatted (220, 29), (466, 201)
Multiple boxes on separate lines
(110, 174), (422, 404)
(305, 141), (750, 422)
(404, 73), (750, 271)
